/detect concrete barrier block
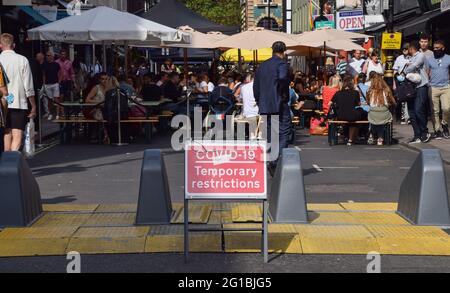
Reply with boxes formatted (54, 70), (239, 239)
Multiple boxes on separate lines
(397, 150), (450, 226)
(0, 152), (42, 228)
(135, 150), (173, 225)
(269, 148), (308, 223)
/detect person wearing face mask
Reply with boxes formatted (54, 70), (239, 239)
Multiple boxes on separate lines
(427, 40), (450, 140)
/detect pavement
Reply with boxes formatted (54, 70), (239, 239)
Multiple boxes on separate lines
(395, 122), (450, 165)
(1, 126), (450, 273)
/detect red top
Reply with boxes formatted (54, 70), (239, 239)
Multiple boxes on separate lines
(322, 86), (339, 114)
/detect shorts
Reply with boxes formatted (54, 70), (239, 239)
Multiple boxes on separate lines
(5, 109), (28, 131)
(44, 83), (60, 99)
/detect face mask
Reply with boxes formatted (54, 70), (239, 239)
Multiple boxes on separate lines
(434, 50), (445, 59)
(397, 75), (405, 83)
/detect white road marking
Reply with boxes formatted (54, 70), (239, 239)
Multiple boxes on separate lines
(312, 164), (323, 172)
(312, 164), (360, 171)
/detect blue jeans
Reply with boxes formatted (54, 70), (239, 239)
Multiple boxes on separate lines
(407, 85), (429, 139)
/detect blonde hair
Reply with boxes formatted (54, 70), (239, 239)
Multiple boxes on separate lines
(328, 75), (342, 89)
(367, 74), (396, 107)
(325, 57), (334, 66)
(0, 33), (14, 48)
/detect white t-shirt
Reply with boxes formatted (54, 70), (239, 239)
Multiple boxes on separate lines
(0, 50), (34, 110)
(393, 55), (410, 73)
(349, 58), (365, 75)
(200, 81), (215, 92)
(239, 82), (259, 118)
(366, 60), (384, 76)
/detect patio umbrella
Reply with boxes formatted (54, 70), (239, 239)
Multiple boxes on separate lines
(27, 6), (190, 45)
(293, 28), (372, 44)
(214, 27), (298, 50)
(164, 26), (227, 49)
(221, 48), (273, 62)
(292, 39), (366, 52)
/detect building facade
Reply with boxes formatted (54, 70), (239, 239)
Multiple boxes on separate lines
(241, 0), (284, 31)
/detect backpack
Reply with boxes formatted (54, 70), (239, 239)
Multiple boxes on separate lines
(395, 80), (416, 103)
(102, 88), (129, 123)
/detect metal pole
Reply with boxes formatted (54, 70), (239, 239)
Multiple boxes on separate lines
(92, 44), (96, 74)
(263, 200), (269, 263)
(37, 89), (43, 146)
(102, 41), (107, 74)
(184, 198), (189, 263)
(114, 89), (127, 146)
(384, 0), (395, 88)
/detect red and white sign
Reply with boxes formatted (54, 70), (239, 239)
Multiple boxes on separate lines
(185, 141), (267, 199)
(336, 10), (364, 31)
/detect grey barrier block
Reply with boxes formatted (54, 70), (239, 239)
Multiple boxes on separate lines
(397, 149), (450, 226)
(269, 148), (308, 223)
(135, 150), (173, 225)
(0, 152), (42, 228)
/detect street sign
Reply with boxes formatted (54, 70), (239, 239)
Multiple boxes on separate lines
(185, 141), (267, 200)
(336, 10), (364, 31)
(315, 21), (335, 29)
(314, 14), (335, 30)
(381, 32), (403, 50)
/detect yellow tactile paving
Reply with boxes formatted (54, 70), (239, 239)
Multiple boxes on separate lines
(83, 213), (136, 227)
(95, 204), (137, 213)
(171, 205), (212, 224)
(67, 227), (150, 254)
(0, 227), (78, 257)
(231, 204), (262, 223)
(340, 203), (398, 212)
(223, 224), (302, 254)
(32, 213), (92, 228)
(366, 226), (450, 256)
(208, 210), (233, 224)
(348, 212), (410, 226)
(308, 211), (360, 225)
(295, 225), (380, 255)
(307, 204), (345, 211)
(145, 225), (222, 252)
(43, 204), (99, 212)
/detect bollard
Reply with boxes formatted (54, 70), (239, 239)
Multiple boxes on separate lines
(269, 148), (308, 223)
(397, 150), (450, 226)
(135, 150), (173, 225)
(0, 152), (42, 228)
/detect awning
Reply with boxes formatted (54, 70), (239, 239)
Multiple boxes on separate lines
(395, 9), (442, 36)
(19, 6), (51, 25)
(366, 9), (445, 36)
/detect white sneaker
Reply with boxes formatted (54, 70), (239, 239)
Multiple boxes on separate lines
(47, 114), (53, 121)
(55, 115), (60, 120)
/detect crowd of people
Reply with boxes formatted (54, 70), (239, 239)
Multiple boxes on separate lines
(0, 30), (449, 154)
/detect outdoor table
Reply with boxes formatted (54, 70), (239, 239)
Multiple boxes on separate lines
(54, 102), (105, 144)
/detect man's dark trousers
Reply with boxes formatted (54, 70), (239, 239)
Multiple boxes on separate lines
(407, 85), (429, 139)
(264, 102), (292, 156)
(0, 127), (4, 155)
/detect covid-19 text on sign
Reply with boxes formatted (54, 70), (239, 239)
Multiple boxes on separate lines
(185, 141), (267, 200)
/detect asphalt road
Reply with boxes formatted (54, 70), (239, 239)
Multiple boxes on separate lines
(28, 130), (450, 205)
(1, 253), (449, 273)
(3, 129), (449, 273)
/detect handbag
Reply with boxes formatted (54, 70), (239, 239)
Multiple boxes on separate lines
(326, 102), (338, 120)
(310, 117), (328, 136)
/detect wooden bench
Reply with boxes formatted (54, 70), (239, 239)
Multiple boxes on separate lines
(328, 120), (393, 146)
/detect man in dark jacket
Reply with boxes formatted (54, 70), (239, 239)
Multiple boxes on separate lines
(253, 41), (291, 162)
